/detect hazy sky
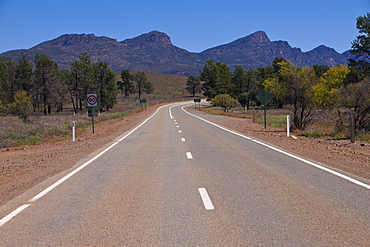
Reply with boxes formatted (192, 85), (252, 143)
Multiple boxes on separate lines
(0, 0), (368, 54)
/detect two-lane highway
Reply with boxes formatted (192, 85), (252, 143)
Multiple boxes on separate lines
(1, 101), (370, 245)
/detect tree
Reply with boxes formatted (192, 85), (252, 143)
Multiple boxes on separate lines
(15, 54), (33, 93)
(92, 61), (119, 111)
(186, 75), (202, 97)
(34, 53), (59, 115)
(69, 53), (94, 113)
(6, 90), (33, 122)
(264, 61), (319, 130)
(313, 65), (351, 109)
(349, 12), (370, 78)
(119, 69), (135, 98)
(341, 79), (370, 131)
(238, 93), (248, 108)
(200, 59), (232, 99)
(57, 69), (70, 112)
(312, 64), (330, 78)
(0, 57), (16, 104)
(133, 72), (147, 99)
(232, 65), (247, 96)
(211, 94), (238, 112)
(144, 81), (154, 94)
(313, 65), (350, 132)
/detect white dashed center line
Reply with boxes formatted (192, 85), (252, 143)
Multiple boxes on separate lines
(198, 188), (214, 210)
(178, 130), (182, 133)
(186, 152), (193, 159)
(181, 138), (186, 142)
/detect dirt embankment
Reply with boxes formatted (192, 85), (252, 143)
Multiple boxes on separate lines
(1, 104), (369, 206)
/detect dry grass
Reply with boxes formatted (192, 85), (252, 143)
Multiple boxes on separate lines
(1, 73), (190, 148)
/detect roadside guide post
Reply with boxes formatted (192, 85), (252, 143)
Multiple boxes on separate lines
(287, 115), (290, 137)
(351, 108), (355, 143)
(256, 90), (275, 129)
(72, 121), (75, 141)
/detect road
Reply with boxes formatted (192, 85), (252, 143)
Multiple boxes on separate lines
(1, 101), (370, 246)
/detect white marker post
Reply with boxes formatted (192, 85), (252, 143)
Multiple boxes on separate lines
(287, 115), (290, 137)
(72, 121), (76, 141)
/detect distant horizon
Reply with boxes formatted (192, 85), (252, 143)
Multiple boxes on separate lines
(1, 0), (368, 54)
(0, 30), (352, 55)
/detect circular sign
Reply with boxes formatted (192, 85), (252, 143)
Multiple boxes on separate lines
(87, 94), (97, 106)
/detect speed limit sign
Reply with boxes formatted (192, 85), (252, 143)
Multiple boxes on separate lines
(87, 94), (98, 107)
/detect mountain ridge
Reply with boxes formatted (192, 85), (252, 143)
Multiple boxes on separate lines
(0, 31), (351, 75)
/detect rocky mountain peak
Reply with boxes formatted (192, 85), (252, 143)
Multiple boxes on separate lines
(121, 31), (172, 47)
(246, 31), (271, 43)
(39, 34), (117, 47)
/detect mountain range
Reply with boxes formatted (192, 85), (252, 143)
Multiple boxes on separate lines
(0, 30), (352, 76)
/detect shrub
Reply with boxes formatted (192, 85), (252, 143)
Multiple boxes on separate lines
(211, 94), (238, 112)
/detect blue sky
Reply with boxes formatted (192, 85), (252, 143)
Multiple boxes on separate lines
(0, 0), (368, 54)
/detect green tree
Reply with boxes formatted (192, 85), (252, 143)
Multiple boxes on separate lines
(211, 94), (238, 112)
(232, 65), (247, 96)
(119, 69), (135, 98)
(133, 71), (147, 99)
(349, 12), (370, 78)
(0, 57), (16, 104)
(144, 81), (154, 94)
(34, 54), (59, 115)
(93, 61), (119, 111)
(200, 59), (232, 99)
(57, 69), (70, 112)
(238, 93), (248, 108)
(312, 64), (330, 78)
(70, 53), (94, 113)
(186, 75), (202, 97)
(15, 54), (33, 93)
(264, 61), (319, 130)
(6, 90), (33, 122)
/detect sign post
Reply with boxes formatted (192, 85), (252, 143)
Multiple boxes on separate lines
(85, 94), (99, 134)
(140, 99), (147, 110)
(256, 90), (274, 129)
(194, 99), (201, 109)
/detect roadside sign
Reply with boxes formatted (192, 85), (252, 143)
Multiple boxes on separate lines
(194, 98), (201, 109)
(256, 90), (274, 129)
(87, 94), (98, 107)
(256, 90), (274, 106)
(139, 99), (147, 103)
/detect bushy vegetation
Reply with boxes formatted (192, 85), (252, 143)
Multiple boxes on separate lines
(0, 53), (119, 117)
(190, 13), (369, 138)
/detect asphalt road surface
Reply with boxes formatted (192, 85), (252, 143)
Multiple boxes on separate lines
(1, 102), (370, 246)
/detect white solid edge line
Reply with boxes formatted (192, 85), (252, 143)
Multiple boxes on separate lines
(182, 105), (370, 190)
(0, 204), (31, 227)
(198, 188), (214, 210)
